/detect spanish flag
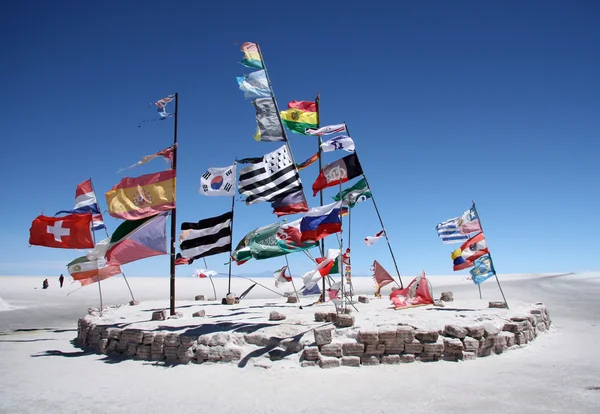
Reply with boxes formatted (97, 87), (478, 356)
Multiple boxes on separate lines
(105, 170), (175, 220)
(280, 100), (318, 135)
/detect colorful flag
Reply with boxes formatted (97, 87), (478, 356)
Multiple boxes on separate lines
(339, 206), (349, 217)
(105, 170), (176, 220)
(117, 145), (175, 173)
(270, 190), (309, 217)
(305, 124), (346, 136)
(274, 265), (292, 288)
(302, 249), (340, 289)
(55, 179), (105, 231)
(390, 271), (434, 309)
(365, 230), (385, 246)
(240, 42), (264, 69)
(86, 238), (111, 260)
(372, 260), (396, 290)
(67, 256), (121, 286)
(139, 94), (175, 127)
(328, 281), (341, 304)
(252, 97), (285, 142)
(320, 136), (355, 153)
(237, 70), (271, 98)
(435, 217), (469, 244)
(200, 165), (236, 196)
(280, 100), (318, 135)
(156, 94), (175, 111)
(296, 152), (319, 171)
(312, 153), (363, 196)
(332, 178), (371, 208)
(451, 232), (489, 271)
(238, 145), (302, 204)
(457, 206), (482, 235)
(193, 269), (218, 279)
(175, 253), (192, 265)
(303, 283), (321, 296)
(29, 213), (94, 249)
(105, 212), (168, 266)
(180, 212), (233, 260)
(300, 201), (342, 242)
(469, 254), (495, 284)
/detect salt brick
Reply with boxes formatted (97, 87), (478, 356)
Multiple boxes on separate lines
(415, 330), (439, 343)
(320, 343), (342, 358)
(382, 355), (401, 364)
(396, 326), (415, 343)
(404, 340), (424, 354)
(341, 356), (361, 367)
(378, 328), (397, 342)
(462, 337), (480, 352)
(463, 351), (477, 361)
(423, 341), (444, 356)
(444, 325), (468, 339)
(314, 327), (333, 346)
(466, 325), (485, 339)
(319, 355), (341, 369)
(342, 342), (364, 357)
(358, 330), (379, 344)
(302, 346), (320, 361)
(361, 355), (380, 365)
(400, 354), (416, 363)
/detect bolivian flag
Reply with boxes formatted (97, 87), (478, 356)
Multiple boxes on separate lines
(280, 100), (318, 135)
(105, 170), (175, 220)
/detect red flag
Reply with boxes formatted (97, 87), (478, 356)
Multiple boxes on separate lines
(372, 260), (395, 288)
(29, 213), (94, 249)
(311, 153), (363, 196)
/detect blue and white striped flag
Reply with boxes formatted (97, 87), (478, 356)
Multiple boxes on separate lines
(435, 217), (469, 244)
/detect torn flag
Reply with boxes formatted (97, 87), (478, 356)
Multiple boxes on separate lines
(365, 230), (385, 246)
(302, 249), (340, 289)
(117, 145), (175, 173)
(305, 124), (346, 136)
(274, 265), (292, 288)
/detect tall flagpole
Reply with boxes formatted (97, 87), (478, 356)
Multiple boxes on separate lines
(471, 201), (509, 309)
(227, 162), (237, 296)
(169, 92), (179, 315)
(344, 122), (404, 289)
(88, 218), (103, 313)
(315, 93), (327, 303)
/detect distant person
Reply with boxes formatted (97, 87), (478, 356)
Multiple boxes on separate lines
(42, 279), (49, 289)
(59, 274), (64, 288)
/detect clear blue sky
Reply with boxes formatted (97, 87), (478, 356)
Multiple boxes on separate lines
(2, 1), (598, 282)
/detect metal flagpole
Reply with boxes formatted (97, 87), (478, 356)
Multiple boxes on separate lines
(227, 173), (237, 296)
(471, 201), (508, 309)
(169, 92), (179, 315)
(89, 221), (103, 313)
(283, 255), (303, 308)
(343, 122), (404, 289)
(315, 93), (327, 303)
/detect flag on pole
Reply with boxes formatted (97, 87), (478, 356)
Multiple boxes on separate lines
(67, 256), (121, 286)
(29, 213), (94, 249)
(240, 42), (264, 69)
(435, 217), (469, 244)
(193, 269), (218, 279)
(312, 153), (363, 196)
(332, 178), (371, 208)
(280, 100), (318, 135)
(274, 265), (292, 288)
(469, 254), (495, 284)
(200, 165), (236, 196)
(302, 249), (340, 289)
(296, 152), (319, 171)
(270, 190), (309, 217)
(237, 70), (271, 98)
(451, 232), (489, 271)
(365, 230), (385, 246)
(155, 94), (175, 120)
(457, 206), (482, 235)
(252, 97), (285, 142)
(305, 124), (346, 136)
(372, 260), (395, 293)
(300, 201), (342, 242)
(320, 136), (355, 153)
(117, 145), (175, 173)
(55, 179), (105, 231)
(179, 212), (233, 260)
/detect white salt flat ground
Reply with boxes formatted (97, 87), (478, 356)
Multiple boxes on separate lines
(1, 272), (599, 413)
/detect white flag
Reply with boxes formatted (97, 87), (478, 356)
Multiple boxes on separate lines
(305, 123), (346, 136)
(200, 165), (236, 196)
(320, 135), (355, 153)
(365, 230), (385, 246)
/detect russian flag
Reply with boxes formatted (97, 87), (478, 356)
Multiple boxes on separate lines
(300, 201), (342, 242)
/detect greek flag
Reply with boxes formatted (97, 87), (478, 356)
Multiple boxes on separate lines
(435, 217), (469, 244)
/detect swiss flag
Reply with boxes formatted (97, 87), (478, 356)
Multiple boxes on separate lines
(29, 213), (94, 249)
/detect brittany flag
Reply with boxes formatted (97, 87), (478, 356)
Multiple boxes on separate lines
(56, 179), (105, 231)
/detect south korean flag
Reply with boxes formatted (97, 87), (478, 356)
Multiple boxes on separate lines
(200, 165), (236, 196)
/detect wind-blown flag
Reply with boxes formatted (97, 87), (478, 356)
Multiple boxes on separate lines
(180, 212), (233, 260)
(280, 100), (318, 135)
(435, 217), (469, 244)
(469, 254), (495, 284)
(270, 190), (309, 217)
(193, 269), (218, 279)
(302, 249), (340, 289)
(105, 169), (176, 220)
(320, 136), (355, 153)
(365, 230), (385, 246)
(105, 212), (168, 266)
(303, 283), (321, 296)
(296, 152), (319, 171)
(332, 178), (371, 208)
(86, 238), (111, 260)
(372, 260), (396, 292)
(117, 145), (175, 173)
(139, 94), (175, 126)
(312, 153), (363, 196)
(305, 124), (346, 136)
(237, 70), (271, 98)
(240, 42), (264, 69)
(175, 253), (192, 265)
(55, 179), (105, 231)
(274, 265), (292, 288)
(67, 256), (121, 286)
(457, 206), (482, 235)
(389, 271), (434, 309)
(300, 201), (342, 242)
(29, 213), (94, 249)
(200, 165), (236, 196)
(252, 97), (285, 142)
(238, 145), (303, 204)
(451, 232), (489, 271)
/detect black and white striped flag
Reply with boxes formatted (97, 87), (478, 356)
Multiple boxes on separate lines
(200, 165), (236, 196)
(238, 145), (303, 204)
(179, 211), (232, 259)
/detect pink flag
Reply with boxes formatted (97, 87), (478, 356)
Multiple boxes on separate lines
(372, 260), (395, 289)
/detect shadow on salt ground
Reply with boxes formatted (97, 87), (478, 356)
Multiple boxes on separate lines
(237, 331), (311, 368)
(0, 338), (56, 343)
(152, 321), (279, 336)
(426, 308), (479, 312)
(1, 328), (76, 335)
(207, 311), (262, 318)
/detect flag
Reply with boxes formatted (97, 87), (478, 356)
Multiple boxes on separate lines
(390, 271), (434, 309)
(67, 256), (121, 286)
(193, 269), (218, 279)
(274, 265), (292, 288)
(105, 169), (176, 220)
(451, 232), (489, 271)
(175, 253), (192, 265)
(469, 254), (495, 284)
(117, 145), (175, 173)
(270, 190), (309, 217)
(305, 124), (346, 136)
(365, 230), (385, 246)
(302, 249), (340, 289)
(200, 165), (236, 196)
(435, 217), (469, 244)
(252, 97), (285, 142)
(303, 283), (321, 296)
(312, 153), (363, 196)
(328, 282), (341, 304)
(372, 260), (395, 289)
(55, 179), (105, 231)
(339, 206), (349, 217)
(180, 212), (233, 260)
(156, 94), (175, 111)
(237, 70), (271, 98)
(280, 100), (318, 135)
(86, 238), (111, 260)
(296, 152), (319, 171)
(240, 42), (264, 69)
(300, 201), (342, 242)
(457, 206), (482, 235)
(320, 136), (355, 153)
(29, 213), (94, 249)
(332, 178), (371, 208)
(139, 94), (175, 127)
(105, 212), (168, 266)
(238, 145), (303, 204)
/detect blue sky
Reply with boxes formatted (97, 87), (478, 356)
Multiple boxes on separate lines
(2, 1), (598, 282)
